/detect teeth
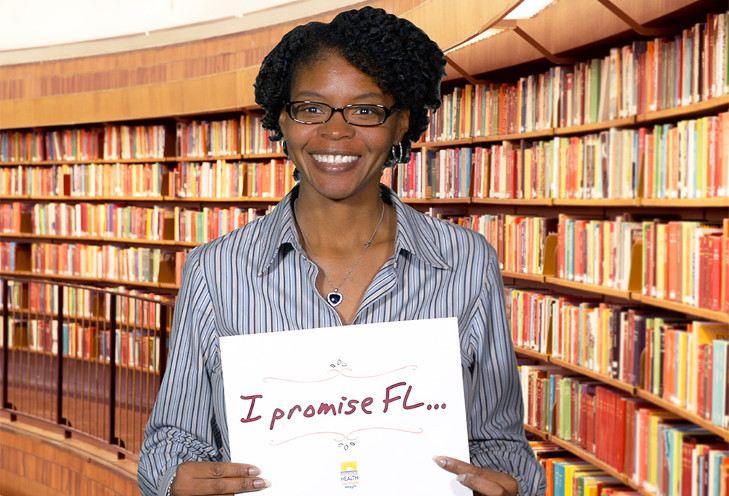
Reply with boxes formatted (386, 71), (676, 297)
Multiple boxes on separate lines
(312, 154), (358, 164)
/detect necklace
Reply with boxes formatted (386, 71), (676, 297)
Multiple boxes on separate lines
(295, 200), (386, 308)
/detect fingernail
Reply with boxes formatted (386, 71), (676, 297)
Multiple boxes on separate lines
(432, 456), (447, 467)
(457, 473), (469, 485)
(248, 467), (260, 476)
(253, 479), (271, 489)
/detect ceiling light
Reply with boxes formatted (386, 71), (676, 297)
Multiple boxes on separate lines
(504, 0), (555, 20)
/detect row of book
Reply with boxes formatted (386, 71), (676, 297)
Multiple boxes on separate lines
(519, 365), (729, 496)
(642, 219), (729, 311)
(396, 147), (474, 199)
(424, 11), (728, 141)
(24, 203), (171, 240)
(557, 215), (729, 312)
(103, 124), (168, 160)
(0, 317), (162, 372)
(475, 213), (551, 275)
(556, 215), (640, 291)
(540, 458), (638, 496)
(175, 119), (240, 158)
(2, 280), (170, 337)
(173, 205), (270, 244)
(472, 113), (726, 201)
(0, 241), (185, 289)
(399, 111), (728, 201)
(0, 201), (272, 245)
(530, 442), (637, 496)
(0, 242), (173, 285)
(0, 159), (296, 199)
(1, 162), (166, 197)
(3, 111), (726, 201)
(0, 115), (281, 163)
(428, 210), (729, 313)
(507, 287), (729, 426)
(243, 115), (284, 155)
(168, 159), (295, 199)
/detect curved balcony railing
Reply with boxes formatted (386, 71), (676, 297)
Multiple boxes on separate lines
(0, 275), (174, 459)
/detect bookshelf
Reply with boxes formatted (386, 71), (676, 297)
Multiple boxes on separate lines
(1, 0), (728, 494)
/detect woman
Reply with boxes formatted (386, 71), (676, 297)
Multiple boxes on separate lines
(138, 7), (546, 496)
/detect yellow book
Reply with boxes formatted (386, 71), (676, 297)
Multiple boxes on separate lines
(463, 83), (473, 138)
(655, 223), (667, 299)
(581, 475), (621, 496)
(675, 329), (688, 407)
(564, 466), (603, 496)
(697, 117), (706, 198)
(601, 305), (610, 375)
(646, 412), (681, 492)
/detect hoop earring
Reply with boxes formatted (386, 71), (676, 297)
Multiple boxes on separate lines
(391, 142), (404, 163)
(281, 138), (288, 157)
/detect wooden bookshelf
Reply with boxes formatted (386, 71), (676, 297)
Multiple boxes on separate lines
(636, 295), (729, 324)
(526, 427), (654, 496)
(0, 233), (198, 249)
(1, 1), (728, 492)
(515, 346), (729, 441)
(1, 271), (179, 292)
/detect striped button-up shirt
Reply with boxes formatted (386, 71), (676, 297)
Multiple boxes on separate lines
(138, 185), (546, 496)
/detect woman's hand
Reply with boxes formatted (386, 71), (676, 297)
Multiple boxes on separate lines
(170, 461), (271, 495)
(433, 456), (518, 496)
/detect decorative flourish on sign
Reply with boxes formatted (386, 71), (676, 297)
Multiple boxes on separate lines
(263, 359), (417, 384)
(269, 426), (425, 446)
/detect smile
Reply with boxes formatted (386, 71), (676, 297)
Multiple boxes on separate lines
(312, 154), (359, 164)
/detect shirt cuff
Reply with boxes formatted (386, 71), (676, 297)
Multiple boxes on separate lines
(160, 466), (178, 496)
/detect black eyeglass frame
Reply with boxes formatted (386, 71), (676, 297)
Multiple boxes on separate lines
(285, 101), (397, 127)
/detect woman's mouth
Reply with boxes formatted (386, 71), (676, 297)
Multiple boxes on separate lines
(311, 154), (359, 165)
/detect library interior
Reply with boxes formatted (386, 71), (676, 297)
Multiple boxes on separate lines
(1, 0), (728, 495)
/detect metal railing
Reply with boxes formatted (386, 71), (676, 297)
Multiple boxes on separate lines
(0, 276), (174, 459)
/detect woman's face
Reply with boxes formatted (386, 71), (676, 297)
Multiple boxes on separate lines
(279, 51), (409, 202)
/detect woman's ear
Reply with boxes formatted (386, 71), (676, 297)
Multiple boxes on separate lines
(278, 109), (288, 134)
(395, 108), (410, 143)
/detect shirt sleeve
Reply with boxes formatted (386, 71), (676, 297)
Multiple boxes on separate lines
(463, 244), (547, 496)
(137, 249), (224, 496)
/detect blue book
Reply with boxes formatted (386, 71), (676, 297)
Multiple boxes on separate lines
(711, 340), (728, 427)
(553, 460), (592, 496)
(709, 450), (729, 496)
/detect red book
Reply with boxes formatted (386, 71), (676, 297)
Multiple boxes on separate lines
(723, 219), (729, 313)
(697, 343), (709, 419)
(663, 328), (677, 403)
(699, 232), (711, 308)
(680, 434), (725, 496)
(709, 234), (723, 311)
(574, 220), (586, 283)
(704, 344), (714, 420)
(535, 375), (544, 430)
(667, 222), (680, 301)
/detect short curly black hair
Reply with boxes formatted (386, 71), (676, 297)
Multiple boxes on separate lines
(254, 6), (446, 167)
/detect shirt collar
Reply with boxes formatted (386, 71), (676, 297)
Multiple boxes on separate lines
(256, 184), (450, 276)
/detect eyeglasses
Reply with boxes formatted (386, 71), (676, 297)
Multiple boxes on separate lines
(285, 101), (397, 127)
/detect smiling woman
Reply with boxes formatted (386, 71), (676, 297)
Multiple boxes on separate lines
(137, 6), (546, 496)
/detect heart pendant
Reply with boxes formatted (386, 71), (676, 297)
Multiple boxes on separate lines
(327, 292), (343, 307)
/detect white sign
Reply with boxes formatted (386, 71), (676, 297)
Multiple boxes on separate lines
(220, 318), (471, 495)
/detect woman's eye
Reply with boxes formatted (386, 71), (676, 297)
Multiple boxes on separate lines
(353, 106), (375, 115)
(302, 105), (325, 114)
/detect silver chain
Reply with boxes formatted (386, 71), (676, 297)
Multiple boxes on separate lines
(294, 200), (385, 294)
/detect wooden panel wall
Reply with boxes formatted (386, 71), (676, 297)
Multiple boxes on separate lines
(0, 418), (138, 496)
